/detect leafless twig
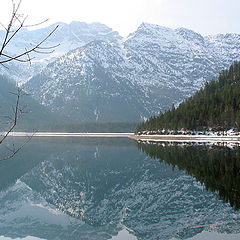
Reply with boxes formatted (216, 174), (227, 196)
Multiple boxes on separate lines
(0, 134), (33, 161)
(0, 0), (59, 67)
(0, 0), (59, 160)
(0, 87), (27, 144)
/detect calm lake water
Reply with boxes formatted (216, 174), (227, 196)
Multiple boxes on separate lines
(0, 137), (240, 240)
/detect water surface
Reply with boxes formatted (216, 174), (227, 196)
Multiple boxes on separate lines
(0, 138), (240, 239)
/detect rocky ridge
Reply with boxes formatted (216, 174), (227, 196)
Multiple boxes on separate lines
(25, 22), (240, 122)
(0, 21), (121, 83)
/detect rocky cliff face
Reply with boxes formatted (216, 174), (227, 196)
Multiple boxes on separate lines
(2, 21), (240, 122)
(25, 22), (240, 122)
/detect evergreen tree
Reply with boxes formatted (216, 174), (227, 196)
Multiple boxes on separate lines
(136, 62), (240, 133)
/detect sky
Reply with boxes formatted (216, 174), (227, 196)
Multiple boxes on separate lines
(1, 0), (239, 37)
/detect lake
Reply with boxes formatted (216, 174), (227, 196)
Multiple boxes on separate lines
(0, 137), (240, 240)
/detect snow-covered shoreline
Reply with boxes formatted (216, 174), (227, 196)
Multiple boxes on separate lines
(131, 134), (240, 141)
(130, 129), (240, 146)
(137, 128), (240, 136)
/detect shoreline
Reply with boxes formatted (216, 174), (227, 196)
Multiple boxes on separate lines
(3, 132), (240, 142)
(5, 132), (135, 138)
(130, 134), (240, 142)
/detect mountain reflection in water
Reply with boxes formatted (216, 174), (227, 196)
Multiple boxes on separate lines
(0, 138), (240, 240)
(137, 141), (240, 210)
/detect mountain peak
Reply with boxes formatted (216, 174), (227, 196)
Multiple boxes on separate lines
(139, 22), (171, 31)
(68, 21), (112, 32)
(126, 22), (175, 42)
(25, 21), (240, 123)
(137, 22), (173, 35)
(0, 21), (122, 83)
(175, 27), (204, 42)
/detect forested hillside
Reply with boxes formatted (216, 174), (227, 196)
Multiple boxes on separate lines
(0, 75), (60, 131)
(136, 62), (240, 133)
(0, 75), (136, 132)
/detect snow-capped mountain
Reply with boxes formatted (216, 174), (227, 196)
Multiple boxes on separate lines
(0, 21), (121, 83)
(26, 40), (150, 122)
(25, 22), (240, 122)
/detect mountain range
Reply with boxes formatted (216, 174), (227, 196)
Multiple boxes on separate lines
(1, 21), (240, 123)
(0, 21), (120, 84)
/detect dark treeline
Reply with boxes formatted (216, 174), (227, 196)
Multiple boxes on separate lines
(15, 122), (138, 133)
(136, 62), (240, 133)
(137, 142), (240, 210)
(0, 75), (137, 133)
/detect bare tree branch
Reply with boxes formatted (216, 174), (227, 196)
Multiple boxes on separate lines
(0, 87), (22, 145)
(0, 25), (59, 65)
(0, 134), (33, 162)
(0, 0), (59, 161)
(0, 0), (59, 65)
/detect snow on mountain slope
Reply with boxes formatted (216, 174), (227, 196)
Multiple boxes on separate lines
(205, 33), (240, 65)
(26, 40), (150, 122)
(25, 22), (240, 122)
(124, 23), (228, 91)
(0, 21), (121, 83)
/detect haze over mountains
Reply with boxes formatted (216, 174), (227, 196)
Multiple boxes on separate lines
(0, 22), (120, 83)
(1, 21), (240, 123)
(0, 75), (61, 131)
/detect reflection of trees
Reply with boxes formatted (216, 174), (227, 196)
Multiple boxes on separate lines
(2, 138), (240, 239)
(137, 142), (240, 210)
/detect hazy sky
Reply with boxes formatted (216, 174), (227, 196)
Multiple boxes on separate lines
(1, 0), (239, 37)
